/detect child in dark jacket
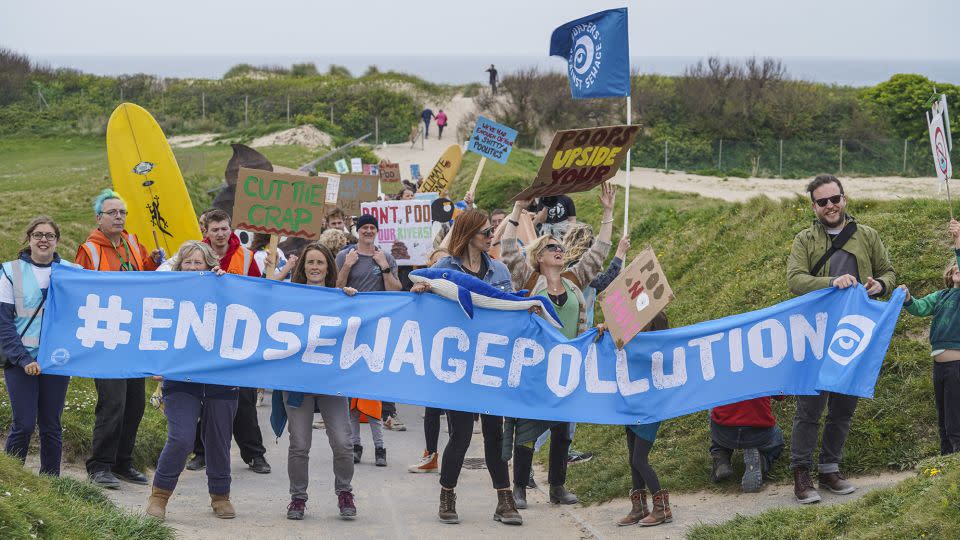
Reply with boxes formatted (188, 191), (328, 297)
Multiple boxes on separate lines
(709, 396), (786, 492)
(899, 219), (960, 455)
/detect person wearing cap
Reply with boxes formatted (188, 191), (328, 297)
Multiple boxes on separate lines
(335, 214), (401, 467)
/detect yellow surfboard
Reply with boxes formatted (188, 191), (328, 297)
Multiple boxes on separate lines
(418, 144), (463, 195)
(107, 103), (201, 256)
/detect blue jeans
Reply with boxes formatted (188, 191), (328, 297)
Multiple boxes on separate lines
(3, 366), (70, 475)
(710, 421), (784, 473)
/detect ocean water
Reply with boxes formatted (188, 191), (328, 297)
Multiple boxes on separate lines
(33, 55), (960, 87)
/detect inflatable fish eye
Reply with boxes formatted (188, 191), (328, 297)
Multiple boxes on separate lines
(235, 229), (253, 248)
(431, 198), (455, 222)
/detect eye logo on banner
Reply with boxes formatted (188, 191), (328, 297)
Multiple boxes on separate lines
(827, 315), (876, 366)
(570, 25), (600, 89)
(549, 8), (630, 99)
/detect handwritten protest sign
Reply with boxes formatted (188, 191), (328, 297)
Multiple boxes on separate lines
(360, 200), (433, 265)
(513, 125), (640, 201)
(322, 174), (340, 204)
(410, 164), (421, 180)
(233, 167), (327, 240)
(350, 158), (363, 173)
(468, 116), (518, 165)
(337, 174), (380, 216)
(335, 159), (349, 174)
(600, 248), (674, 348)
(418, 145), (463, 194)
(380, 161), (401, 183)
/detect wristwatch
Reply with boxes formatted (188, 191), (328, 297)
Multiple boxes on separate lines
(380, 266), (392, 274)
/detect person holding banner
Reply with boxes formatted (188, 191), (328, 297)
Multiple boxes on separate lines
(145, 241), (237, 521)
(1, 217), (80, 477)
(251, 233), (296, 281)
(500, 183), (615, 508)
(410, 209), (522, 525)
(270, 242), (359, 520)
(77, 189), (160, 489)
(786, 174), (896, 504)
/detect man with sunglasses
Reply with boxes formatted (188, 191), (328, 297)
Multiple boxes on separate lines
(76, 189), (160, 490)
(786, 174), (895, 505)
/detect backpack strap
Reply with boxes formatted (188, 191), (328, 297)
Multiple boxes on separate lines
(811, 221), (858, 277)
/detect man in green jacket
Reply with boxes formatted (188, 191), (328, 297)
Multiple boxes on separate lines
(785, 174), (895, 505)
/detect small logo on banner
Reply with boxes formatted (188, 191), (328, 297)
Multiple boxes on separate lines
(568, 23), (602, 91)
(50, 348), (70, 366)
(827, 315), (876, 366)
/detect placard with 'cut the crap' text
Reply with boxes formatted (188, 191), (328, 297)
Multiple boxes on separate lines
(232, 167), (327, 240)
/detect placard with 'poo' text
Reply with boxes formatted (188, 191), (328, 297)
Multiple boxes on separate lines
(600, 247), (674, 348)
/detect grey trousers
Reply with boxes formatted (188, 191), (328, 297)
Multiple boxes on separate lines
(284, 392), (354, 498)
(350, 408), (384, 448)
(790, 392), (859, 473)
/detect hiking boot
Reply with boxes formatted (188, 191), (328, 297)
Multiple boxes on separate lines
(89, 470), (121, 490)
(513, 485), (527, 509)
(494, 488), (523, 525)
(408, 450), (439, 473)
(819, 471), (856, 495)
(567, 450), (594, 465)
(711, 452), (734, 483)
(146, 486), (173, 520)
(210, 493), (236, 519)
(384, 415), (407, 431)
(616, 489), (649, 526)
(549, 485), (578, 505)
(375, 447), (387, 467)
(286, 497), (306, 520)
(353, 444), (363, 464)
(186, 454), (206, 471)
(793, 467), (822, 504)
(741, 448), (763, 493)
(438, 487), (459, 524)
(338, 491), (357, 518)
(639, 489), (673, 527)
(526, 470), (537, 489)
(112, 466), (148, 485)
(248, 456), (271, 474)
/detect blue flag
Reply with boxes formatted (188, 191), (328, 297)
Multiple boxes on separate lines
(38, 264), (902, 425)
(549, 8), (630, 99)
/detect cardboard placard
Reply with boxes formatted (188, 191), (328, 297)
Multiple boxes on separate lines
(350, 157), (363, 173)
(233, 167), (327, 240)
(360, 200), (434, 265)
(600, 248), (674, 348)
(467, 116), (518, 164)
(928, 95), (953, 182)
(513, 124), (640, 200)
(337, 174), (380, 216)
(380, 161), (402, 183)
(322, 174), (340, 204)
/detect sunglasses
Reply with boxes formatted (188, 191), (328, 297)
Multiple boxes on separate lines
(477, 227), (494, 238)
(814, 195), (843, 208)
(544, 244), (565, 253)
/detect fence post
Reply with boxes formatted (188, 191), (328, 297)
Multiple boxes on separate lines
(202, 92), (206, 121)
(375, 117), (379, 145)
(839, 139), (844, 175)
(120, 86), (124, 102)
(330, 106), (334, 125)
(286, 95), (290, 123)
(665, 140), (669, 171)
(902, 138), (908, 174)
(779, 139), (784, 177)
(245, 95), (249, 126)
(718, 138), (723, 170)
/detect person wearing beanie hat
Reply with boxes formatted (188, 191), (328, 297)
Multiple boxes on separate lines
(355, 214), (379, 232)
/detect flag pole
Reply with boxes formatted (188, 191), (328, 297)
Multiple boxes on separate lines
(623, 94), (632, 232)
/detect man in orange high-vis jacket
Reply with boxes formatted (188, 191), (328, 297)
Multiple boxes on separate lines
(185, 209), (272, 474)
(78, 189), (160, 490)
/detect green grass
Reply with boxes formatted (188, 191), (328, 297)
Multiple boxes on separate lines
(0, 453), (173, 539)
(689, 453), (960, 539)
(449, 148), (949, 503)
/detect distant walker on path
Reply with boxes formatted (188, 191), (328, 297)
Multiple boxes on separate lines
(486, 64), (498, 95)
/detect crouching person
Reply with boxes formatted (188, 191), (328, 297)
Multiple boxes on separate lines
(709, 396), (786, 492)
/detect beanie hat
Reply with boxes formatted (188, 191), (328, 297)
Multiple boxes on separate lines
(356, 214), (379, 230)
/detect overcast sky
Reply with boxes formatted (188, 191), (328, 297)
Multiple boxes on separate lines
(1, 0), (955, 59)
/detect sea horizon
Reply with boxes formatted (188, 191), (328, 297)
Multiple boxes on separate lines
(31, 54), (960, 88)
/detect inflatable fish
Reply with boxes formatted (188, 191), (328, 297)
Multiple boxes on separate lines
(409, 268), (563, 329)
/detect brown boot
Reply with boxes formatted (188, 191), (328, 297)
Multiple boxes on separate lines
(638, 489), (672, 527)
(438, 487), (459, 524)
(793, 467), (822, 504)
(818, 471), (856, 495)
(617, 489), (649, 526)
(494, 488), (522, 525)
(210, 493), (236, 519)
(145, 486), (173, 521)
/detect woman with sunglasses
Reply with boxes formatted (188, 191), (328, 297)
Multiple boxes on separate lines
(410, 209), (522, 525)
(499, 182), (616, 508)
(1, 217), (80, 476)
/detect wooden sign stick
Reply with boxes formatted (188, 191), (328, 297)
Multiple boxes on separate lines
(467, 156), (487, 197)
(264, 234), (279, 279)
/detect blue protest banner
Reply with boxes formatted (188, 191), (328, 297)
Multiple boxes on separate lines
(467, 116), (518, 165)
(549, 8), (630, 99)
(39, 265), (903, 424)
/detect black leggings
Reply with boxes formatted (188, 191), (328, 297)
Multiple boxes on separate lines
(424, 407), (443, 454)
(625, 426), (661, 493)
(513, 422), (572, 488)
(440, 411), (509, 489)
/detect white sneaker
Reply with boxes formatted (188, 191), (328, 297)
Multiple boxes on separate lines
(408, 451), (439, 473)
(384, 415), (407, 431)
